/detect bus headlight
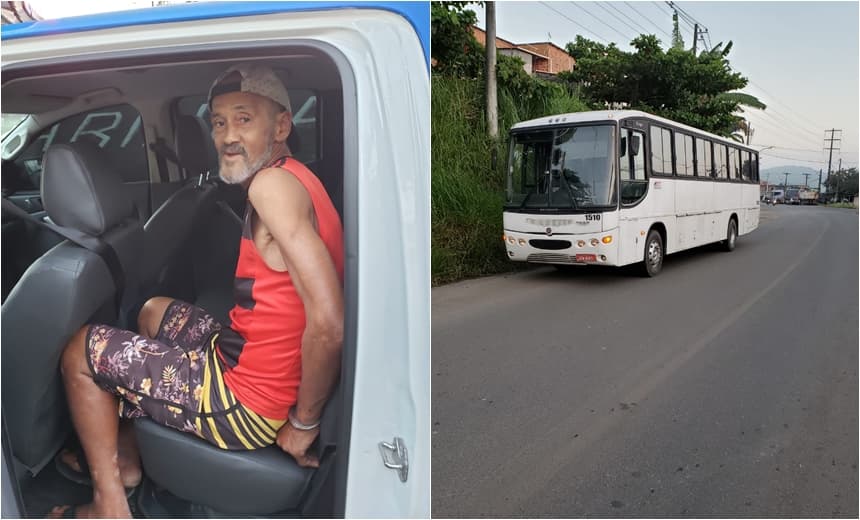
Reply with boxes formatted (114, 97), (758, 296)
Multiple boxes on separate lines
(590, 238), (599, 246)
(601, 235), (613, 244)
(518, 239), (526, 246)
(508, 237), (515, 244)
(577, 240), (586, 248)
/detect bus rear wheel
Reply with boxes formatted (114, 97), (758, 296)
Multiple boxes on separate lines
(641, 229), (664, 277)
(723, 218), (738, 252)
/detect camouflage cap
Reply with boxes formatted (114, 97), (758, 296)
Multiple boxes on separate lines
(208, 63), (292, 113)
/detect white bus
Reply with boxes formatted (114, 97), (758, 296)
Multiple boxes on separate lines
(503, 110), (760, 276)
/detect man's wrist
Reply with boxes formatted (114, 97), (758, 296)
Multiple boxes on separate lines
(289, 406), (320, 430)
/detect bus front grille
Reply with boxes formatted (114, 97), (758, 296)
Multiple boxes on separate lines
(527, 253), (574, 264)
(529, 239), (572, 250)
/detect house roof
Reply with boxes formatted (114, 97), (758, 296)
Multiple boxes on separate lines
(519, 41), (572, 56)
(472, 27), (548, 59)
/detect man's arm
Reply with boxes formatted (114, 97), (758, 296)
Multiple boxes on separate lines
(248, 167), (343, 467)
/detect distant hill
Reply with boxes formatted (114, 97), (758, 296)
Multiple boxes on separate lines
(760, 165), (822, 186)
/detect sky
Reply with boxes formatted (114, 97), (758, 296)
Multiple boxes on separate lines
(475, 1), (860, 178)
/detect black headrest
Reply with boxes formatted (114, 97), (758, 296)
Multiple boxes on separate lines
(175, 115), (218, 176)
(286, 124), (301, 155)
(41, 142), (135, 236)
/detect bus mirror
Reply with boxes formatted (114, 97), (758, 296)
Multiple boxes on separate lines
(620, 136), (627, 158)
(630, 135), (641, 156)
(552, 148), (562, 165)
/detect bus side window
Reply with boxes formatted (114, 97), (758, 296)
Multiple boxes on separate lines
(695, 137), (712, 178)
(740, 150), (751, 181)
(621, 129), (647, 205)
(714, 143), (727, 179)
(728, 147), (739, 180)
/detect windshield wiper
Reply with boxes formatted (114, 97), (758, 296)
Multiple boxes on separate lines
(519, 190), (534, 209)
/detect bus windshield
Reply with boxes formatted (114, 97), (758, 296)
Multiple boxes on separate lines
(506, 124), (616, 211)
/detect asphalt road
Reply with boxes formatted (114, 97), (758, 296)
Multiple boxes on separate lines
(432, 205), (858, 518)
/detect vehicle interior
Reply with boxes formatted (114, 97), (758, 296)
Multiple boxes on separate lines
(1, 44), (352, 518)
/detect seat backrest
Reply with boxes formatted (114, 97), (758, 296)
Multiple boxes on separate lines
(140, 115), (219, 296)
(175, 114), (218, 178)
(1, 142), (142, 475)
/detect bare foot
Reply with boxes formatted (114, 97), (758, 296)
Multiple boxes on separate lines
(59, 449), (142, 489)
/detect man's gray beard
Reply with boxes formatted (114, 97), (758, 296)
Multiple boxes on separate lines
(219, 140), (274, 185)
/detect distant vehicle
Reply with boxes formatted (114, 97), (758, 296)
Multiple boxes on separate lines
(502, 110), (760, 277)
(798, 189), (818, 205)
(771, 189), (785, 204)
(785, 188), (800, 205)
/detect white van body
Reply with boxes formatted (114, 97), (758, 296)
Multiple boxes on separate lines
(1, 3), (429, 517)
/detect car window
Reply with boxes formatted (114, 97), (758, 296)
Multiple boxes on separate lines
(176, 89), (319, 164)
(1, 114), (27, 139)
(9, 104), (148, 193)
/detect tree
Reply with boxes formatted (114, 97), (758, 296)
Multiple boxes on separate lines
(671, 11), (684, 50)
(431, 2), (483, 77)
(824, 167), (858, 200)
(560, 35), (766, 137)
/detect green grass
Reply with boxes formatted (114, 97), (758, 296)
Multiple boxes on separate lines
(824, 202), (858, 209)
(431, 76), (507, 285)
(431, 75), (588, 285)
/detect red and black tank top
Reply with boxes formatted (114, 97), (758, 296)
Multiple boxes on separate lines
(216, 156), (344, 420)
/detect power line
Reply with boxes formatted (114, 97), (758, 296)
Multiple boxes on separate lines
(653, 1), (673, 18)
(625, 1), (673, 40)
(594, 2), (643, 39)
(745, 79), (828, 132)
(667, 1), (706, 32)
(569, 2), (632, 43)
(760, 152), (828, 164)
(745, 111), (828, 151)
(750, 107), (826, 144)
(605, 2), (654, 37)
(537, 2), (611, 44)
(756, 145), (859, 154)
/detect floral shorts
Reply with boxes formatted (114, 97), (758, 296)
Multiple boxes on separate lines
(85, 300), (285, 451)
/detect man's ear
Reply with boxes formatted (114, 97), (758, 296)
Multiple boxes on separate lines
(275, 111), (292, 143)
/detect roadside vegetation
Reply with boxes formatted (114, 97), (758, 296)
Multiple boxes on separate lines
(431, 3), (587, 284)
(431, 2), (765, 285)
(822, 167), (859, 204)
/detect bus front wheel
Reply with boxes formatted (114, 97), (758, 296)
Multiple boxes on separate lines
(642, 229), (664, 277)
(723, 218), (738, 252)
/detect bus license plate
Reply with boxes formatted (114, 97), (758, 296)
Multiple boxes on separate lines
(575, 254), (596, 263)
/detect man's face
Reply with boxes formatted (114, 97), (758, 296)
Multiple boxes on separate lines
(210, 91), (279, 185)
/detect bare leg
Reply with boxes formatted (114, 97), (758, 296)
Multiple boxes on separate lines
(51, 327), (131, 518)
(138, 297), (175, 339)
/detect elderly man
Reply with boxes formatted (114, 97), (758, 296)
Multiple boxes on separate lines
(51, 64), (344, 518)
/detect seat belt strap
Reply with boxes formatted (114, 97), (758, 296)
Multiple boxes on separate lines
(149, 138), (176, 183)
(1, 198), (125, 310)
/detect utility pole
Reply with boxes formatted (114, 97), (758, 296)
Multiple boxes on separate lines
(835, 157), (843, 201)
(817, 168), (823, 202)
(783, 172), (790, 190)
(823, 128), (842, 198)
(802, 172), (810, 187)
(693, 23), (698, 54)
(485, 1), (498, 139)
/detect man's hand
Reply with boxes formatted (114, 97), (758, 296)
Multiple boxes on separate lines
(276, 422), (320, 468)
